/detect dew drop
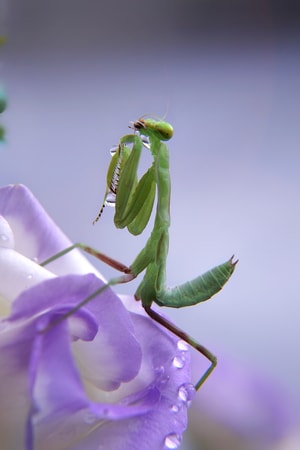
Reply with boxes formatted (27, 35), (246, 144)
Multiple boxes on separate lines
(0, 217), (15, 249)
(105, 192), (116, 207)
(155, 365), (170, 389)
(177, 340), (189, 352)
(0, 233), (8, 242)
(32, 256), (39, 263)
(178, 385), (188, 403)
(141, 137), (150, 149)
(177, 383), (195, 406)
(27, 274), (33, 280)
(172, 355), (185, 369)
(169, 404), (180, 414)
(164, 433), (182, 449)
(109, 145), (119, 156)
(0, 233), (13, 249)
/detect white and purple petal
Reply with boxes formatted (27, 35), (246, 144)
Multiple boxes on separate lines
(0, 184), (192, 449)
(0, 184), (100, 277)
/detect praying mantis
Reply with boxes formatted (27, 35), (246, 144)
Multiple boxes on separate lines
(41, 117), (237, 391)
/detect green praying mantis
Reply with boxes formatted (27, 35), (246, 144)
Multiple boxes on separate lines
(41, 117), (237, 391)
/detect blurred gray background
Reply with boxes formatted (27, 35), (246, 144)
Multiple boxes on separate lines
(1, 0), (300, 448)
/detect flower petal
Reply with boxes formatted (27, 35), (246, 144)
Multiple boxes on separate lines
(0, 247), (55, 306)
(9, 274), (143, 389)
(33, 310), (193, 450)
(0, 184), (193, 449)
(0, 184), (101, 277)
(0, 321), (39, 449)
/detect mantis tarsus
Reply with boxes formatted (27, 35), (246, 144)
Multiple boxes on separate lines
(41, 117), (237, 391)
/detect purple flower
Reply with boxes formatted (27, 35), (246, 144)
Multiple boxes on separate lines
(0, 184), (193, 450)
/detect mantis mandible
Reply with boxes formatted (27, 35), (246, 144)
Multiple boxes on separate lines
(41, 117), (237, 391)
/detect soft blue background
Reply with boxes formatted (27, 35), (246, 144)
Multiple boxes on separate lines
(1, 1), (300, 448)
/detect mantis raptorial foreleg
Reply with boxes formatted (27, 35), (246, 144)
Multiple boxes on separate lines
(41, 117), (237, 390)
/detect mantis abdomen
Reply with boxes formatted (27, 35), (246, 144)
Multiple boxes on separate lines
(155, 256), (237, 308)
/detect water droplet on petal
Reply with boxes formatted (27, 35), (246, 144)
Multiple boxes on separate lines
(32, 256), (39, 263)
(178, 385), (188, 402)
(0, 216), (15, 249)
(27, 274), (33, 280)
(177, 383), (195, 406)
(155, 365), (170, 389)
(177, 340), (189, 352)
(158, 375), (170, 389)
(164, 433), (182, 449)
(172, 354), (185, 369)
(169, 404), (180, 413)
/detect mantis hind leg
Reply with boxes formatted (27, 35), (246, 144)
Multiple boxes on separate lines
(144, 306), (217, 391)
